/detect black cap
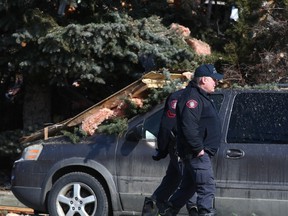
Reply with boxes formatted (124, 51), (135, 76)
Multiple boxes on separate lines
(194, 64), (224, 80)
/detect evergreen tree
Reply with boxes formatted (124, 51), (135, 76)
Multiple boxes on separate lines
(223, 0), (288, 85)
(0, 0), (195, 131)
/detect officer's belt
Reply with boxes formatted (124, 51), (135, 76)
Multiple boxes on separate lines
(182, 152), (212, 160)
(182, 154), (196, 160)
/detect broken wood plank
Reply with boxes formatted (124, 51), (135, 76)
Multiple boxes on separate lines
(20, 71), (190, 144)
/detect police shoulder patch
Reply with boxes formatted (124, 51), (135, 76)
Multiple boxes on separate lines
(170, 100), (177, 109)
(186, 99), (198, 109)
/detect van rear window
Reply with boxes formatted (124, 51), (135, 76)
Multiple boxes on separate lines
(227, 93), (288, 144)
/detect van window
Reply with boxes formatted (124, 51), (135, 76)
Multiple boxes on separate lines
(143, 109), (164, 139)
(227, 93), (288, 144)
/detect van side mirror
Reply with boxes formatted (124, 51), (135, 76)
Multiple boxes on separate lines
(126, 124), (143, 141)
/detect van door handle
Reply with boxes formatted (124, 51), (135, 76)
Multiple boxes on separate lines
(226, 149), (245, 159)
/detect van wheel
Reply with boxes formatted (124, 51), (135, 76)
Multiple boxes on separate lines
(48, 172), (108, 216)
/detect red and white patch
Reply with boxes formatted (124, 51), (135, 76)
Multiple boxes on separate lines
(167, 110), (176, 118)
(186, 100), (198, 109)
(170, 100), (177, 110)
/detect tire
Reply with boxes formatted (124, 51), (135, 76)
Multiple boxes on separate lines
(47, 172), (109, 216)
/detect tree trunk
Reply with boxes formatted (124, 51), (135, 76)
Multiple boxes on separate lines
(23, 84), (51, 130)
(206, 0), (212, 27)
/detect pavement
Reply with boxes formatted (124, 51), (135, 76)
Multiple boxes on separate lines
(0, 190), (26, 207)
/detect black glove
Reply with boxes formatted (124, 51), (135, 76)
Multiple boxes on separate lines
(152, 149), (168, 161)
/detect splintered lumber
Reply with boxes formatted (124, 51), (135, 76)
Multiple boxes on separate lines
(19, 121), (71, 144)
(0, 206), (34, 215)
(20, 72), (188, 144)
(67, 72), (185, 128)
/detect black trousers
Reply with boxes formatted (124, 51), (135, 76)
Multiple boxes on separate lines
(168, 153), (215, 213)
(152, 152), (197, 211)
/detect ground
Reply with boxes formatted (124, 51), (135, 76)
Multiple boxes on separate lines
(0, 169), (11, 191)
(0, 156), (14, 191)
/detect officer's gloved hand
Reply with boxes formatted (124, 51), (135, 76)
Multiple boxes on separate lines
(152, 149), (167, 161)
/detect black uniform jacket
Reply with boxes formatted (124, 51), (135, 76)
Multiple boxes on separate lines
(157, 89), (184, 155)
(176, 80), (221, 158)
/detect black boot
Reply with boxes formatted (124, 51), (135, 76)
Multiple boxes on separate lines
(141, 197), (159, 216)
(158, 207), (178, 216)
(198, 208), (217, 216)
(188, 206), (199, 216)
(158, 202), (179, 216)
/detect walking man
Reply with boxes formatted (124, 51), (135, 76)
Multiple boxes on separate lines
(159, 64), (223, 216)
(142, 74), (198, 216)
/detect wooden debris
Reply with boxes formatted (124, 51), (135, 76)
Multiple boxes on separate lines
(20, 71), (190, 144)
(0, 206), (34, 215)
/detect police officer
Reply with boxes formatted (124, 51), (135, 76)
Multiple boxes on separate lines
(159, 64), (223, 216)
(142, 74), (198, 216)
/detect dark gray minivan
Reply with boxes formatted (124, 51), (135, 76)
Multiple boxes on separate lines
(11, 88), (288, 215)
